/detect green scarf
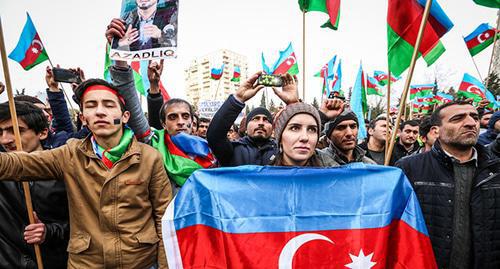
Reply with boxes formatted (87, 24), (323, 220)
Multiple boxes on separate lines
(92, 128), (134, 169)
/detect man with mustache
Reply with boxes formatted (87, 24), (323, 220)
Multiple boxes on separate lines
(320, 110), (376, 165)
(396, 100), (500, 269)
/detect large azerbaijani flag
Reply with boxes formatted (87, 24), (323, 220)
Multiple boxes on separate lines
(152, 130), (217, 186)
(387, 0), (454, 77)
(262, 43), (299, 75)
(298, 0), (341, 30)
(464, 23), (499, 56)
(162, 164), (437, 268)
(8, 13), (49, 70)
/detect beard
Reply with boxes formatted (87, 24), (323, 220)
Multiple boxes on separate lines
(440, 129), (477, 150)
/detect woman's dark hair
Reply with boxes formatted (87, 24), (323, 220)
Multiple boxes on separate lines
(0, 101), (49, 134)
(159, 98), (194, 124)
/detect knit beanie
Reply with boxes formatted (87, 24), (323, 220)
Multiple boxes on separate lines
(323, 110), (359, 138)
(273, 102), (321, 145)
(488, 111), (500, 131)
(246, 107), (273, 128)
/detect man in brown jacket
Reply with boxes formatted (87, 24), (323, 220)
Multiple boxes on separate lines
(0, 78), (172, 269)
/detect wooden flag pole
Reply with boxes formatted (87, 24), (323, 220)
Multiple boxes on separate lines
(485, 9), (500, 89)
(0, 17), (44, 269)
(302, 11), (306, 101)
(385, 68), (392, 157)
(384, 0), (434, 166)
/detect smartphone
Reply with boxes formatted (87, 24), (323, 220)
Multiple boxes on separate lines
(328, 91), (345, 100)
(53, 68), (82, 84)
(257, 74), (283, 87)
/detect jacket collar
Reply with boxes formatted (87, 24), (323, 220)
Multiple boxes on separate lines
(239, 136), (276, 149)
(327, 142), (367, 165)
(431, 139), (492, 170)
(78, 134), (141, 163)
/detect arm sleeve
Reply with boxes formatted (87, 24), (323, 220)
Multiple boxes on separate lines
(47, 90), (75, 134)
(43, 221), (69, 246)
(0, 146), (66, 182)
(149, 153), (172, 269)
(206, 95), (244, 165)
(147, 91), (164, 130)
(109, 65), (152, 142)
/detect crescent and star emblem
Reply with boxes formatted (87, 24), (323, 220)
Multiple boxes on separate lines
(286, 55), (296, 66)
(31, 39), (43, 54)
(278, 233), (376, 269)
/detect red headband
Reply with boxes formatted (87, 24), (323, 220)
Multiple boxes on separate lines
(82, 85), (125, 105)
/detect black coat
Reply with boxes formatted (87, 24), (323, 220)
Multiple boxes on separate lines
(396, 140), (500, 269)
(207, 95), (277, 166)
(0, 179), (69, 269)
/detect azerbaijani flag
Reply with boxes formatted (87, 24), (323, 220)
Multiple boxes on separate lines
(373, 70), (400, 86)
(412, 102), (432, 113)
(314, 54), (337, 79)
(464, 23), (499, 56)
(351, 64), (368, 139)
(8, 13), (49, 70)
(415, 94), (436, 104)
(231, 66), (241, 82)
(162, 164), (436, 268)
(458, 73), (488, 102)
(410, 84), (435, 99)
(387, 0), (454, 77)
(298, 0), (341, 30)
(331, 59), (342, 93)
(261, 43), (299, 75)
(152, 130), (217, 186)
(434, 91), (454, 104)
(473, 0), (500, 8)
(367, 76), (384, 96)
(210, 64), (225, 80)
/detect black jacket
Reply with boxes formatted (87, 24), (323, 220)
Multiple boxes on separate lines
(0, 179), (69, 269)
(207, 95), (277, 166)
(488, 134), (500, 158)
(391, 139), (420, 165)
(396, 140), (500, 269)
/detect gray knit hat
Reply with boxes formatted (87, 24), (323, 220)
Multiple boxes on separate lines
(323, 109), (358, 138)
(273, 102), (321, 145)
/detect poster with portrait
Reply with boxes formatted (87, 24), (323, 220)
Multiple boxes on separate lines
(110, 0), (178, 61)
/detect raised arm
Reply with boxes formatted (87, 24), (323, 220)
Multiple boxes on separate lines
(207, 72), (264, 165)
(0, 145), (66, 182)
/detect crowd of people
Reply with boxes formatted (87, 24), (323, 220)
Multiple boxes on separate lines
(0, 19), (499, 269)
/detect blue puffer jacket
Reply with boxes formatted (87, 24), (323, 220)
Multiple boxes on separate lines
(478, 111), (500, 146)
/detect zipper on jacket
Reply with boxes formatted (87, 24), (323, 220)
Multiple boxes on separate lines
(413, 181), (454, 188)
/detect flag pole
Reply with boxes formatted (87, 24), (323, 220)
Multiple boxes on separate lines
(302, 10), (306, 101)
(385, 68), (391, 158)
(485, 9), (500, 89)
(0, 16), (44, 269)
(462, 35), (484, 82)
(384, 0), (434, 166)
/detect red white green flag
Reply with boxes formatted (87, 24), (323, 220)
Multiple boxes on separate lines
(387, 0), (454, 77)
(367, 76), (384, 96)
(473, 0), (500, 8)
(298, 0), (341, 30)
(8, 13), (49, 70)
(410, 84), (435, 100)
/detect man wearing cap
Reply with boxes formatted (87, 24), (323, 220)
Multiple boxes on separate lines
(207, 72), (278, 166)
(478, 111), (500, 146)
(320, 110), (376, 165)
(0, 74), (172, 268)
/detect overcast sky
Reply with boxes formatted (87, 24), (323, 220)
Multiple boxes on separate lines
(0, 0), (498, 107)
